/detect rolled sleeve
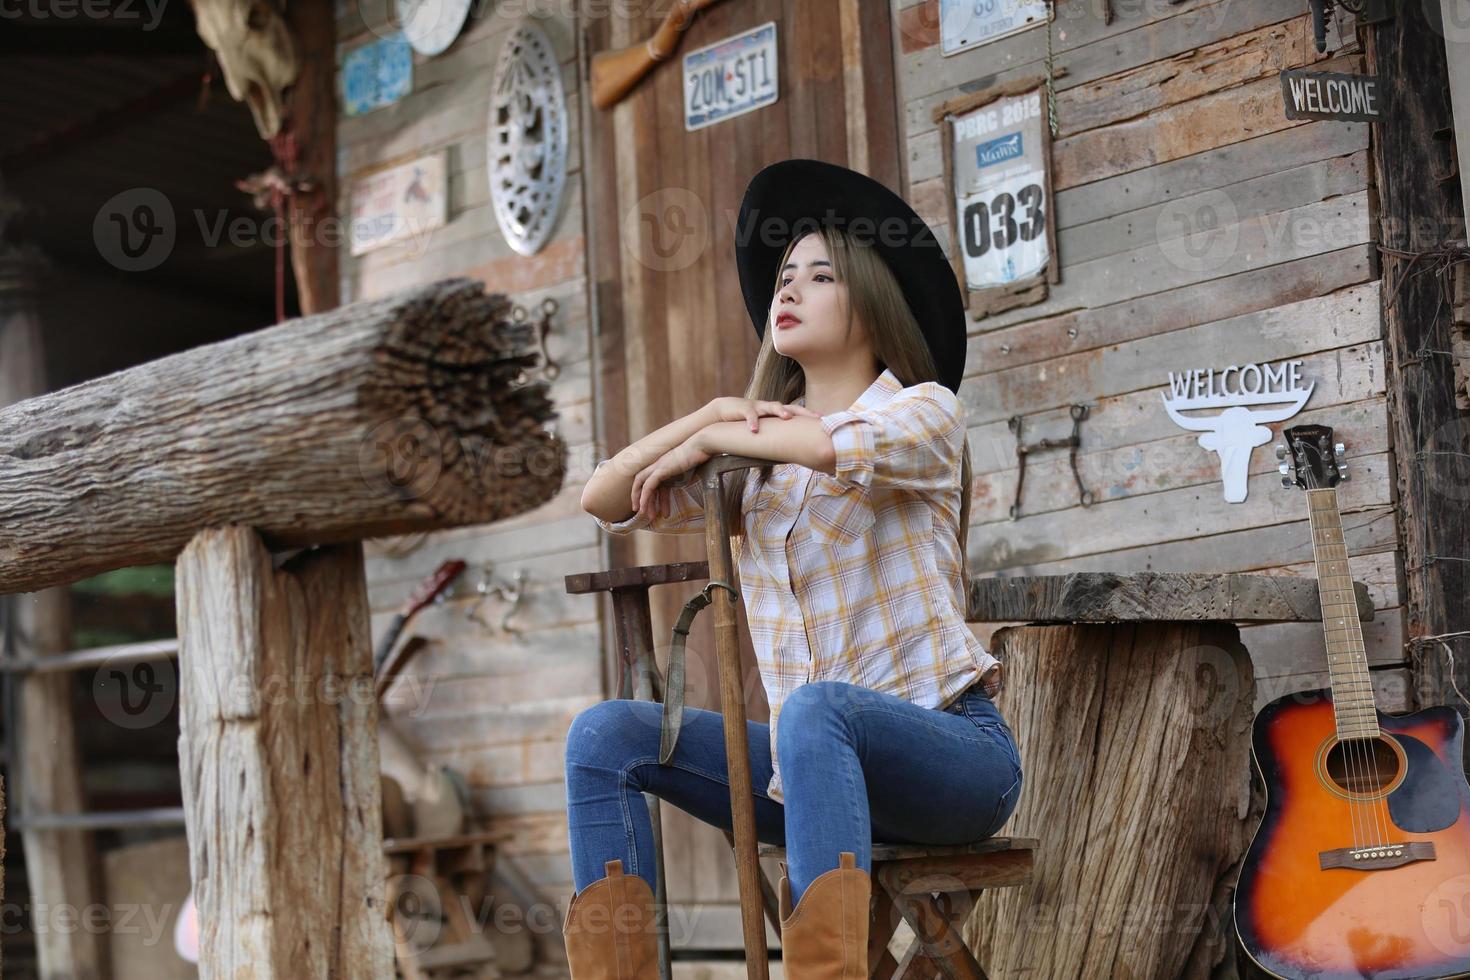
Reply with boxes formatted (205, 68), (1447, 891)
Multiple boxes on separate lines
(589, 462), (707, 536)
(819, 382), (964, 492)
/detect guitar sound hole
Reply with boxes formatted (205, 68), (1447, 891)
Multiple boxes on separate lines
(1325, 737), (1401, 796)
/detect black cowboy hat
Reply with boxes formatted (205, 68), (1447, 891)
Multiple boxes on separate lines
(734, 158), (966, 394)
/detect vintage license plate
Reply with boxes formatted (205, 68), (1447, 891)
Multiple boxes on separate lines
(684, 21), (779, 132)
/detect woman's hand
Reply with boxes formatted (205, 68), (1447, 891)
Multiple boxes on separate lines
(706, 396), (821, 432)
(631, 435), (712, 517)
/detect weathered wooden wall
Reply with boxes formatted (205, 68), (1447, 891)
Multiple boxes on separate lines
(893, 0), (1406, 717)
(333, 0), (1412, 969)
(335, 2), (596, 968)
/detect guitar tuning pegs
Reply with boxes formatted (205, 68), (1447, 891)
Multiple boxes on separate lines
(1278, 462), (1291, 475)
(1275, 444), (1287, 459)
(1282, 476), (1294, 488)
(1334, 442), (1345, 455)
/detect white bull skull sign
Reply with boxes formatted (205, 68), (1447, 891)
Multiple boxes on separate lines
(1162, 360), (1314, 503)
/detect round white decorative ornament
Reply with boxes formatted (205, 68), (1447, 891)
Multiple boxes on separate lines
(395, 0), (473, 56)
(488, 21), (568, 256)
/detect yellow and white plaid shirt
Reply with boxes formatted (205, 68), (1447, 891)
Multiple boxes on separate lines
(594, 369), (1002, 803)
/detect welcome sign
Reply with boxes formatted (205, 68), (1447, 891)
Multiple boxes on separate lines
(1279, 69), (1383, 123)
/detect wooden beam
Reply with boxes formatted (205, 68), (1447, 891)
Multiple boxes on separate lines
(967, 571), (1375, 624)
(0, 278), (564, 595)
(176, 526), (394, 975)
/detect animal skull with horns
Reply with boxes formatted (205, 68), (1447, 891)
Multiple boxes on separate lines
(188, 0), (300, 139)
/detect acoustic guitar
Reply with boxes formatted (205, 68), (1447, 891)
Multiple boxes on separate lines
(1234, 423), (1470, 979)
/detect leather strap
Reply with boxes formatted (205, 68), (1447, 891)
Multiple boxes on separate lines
(659, 579), (739, 766)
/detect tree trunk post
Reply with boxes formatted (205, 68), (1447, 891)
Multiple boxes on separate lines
(176, 525), (395, 977)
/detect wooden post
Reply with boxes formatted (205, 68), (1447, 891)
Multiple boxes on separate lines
(0, 227), (110, 979)
(958, 572), (1373, 977)
(176, 525), (394, 976)
(700, 457), (768, 979)
(964, 621), (1256, 978)
(1439, 0), (1470, 241)
(282, 0), (338, 315)
(1367, 3), (1470, 740)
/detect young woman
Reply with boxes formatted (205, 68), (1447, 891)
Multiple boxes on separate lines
(564, 159), (1021, 978)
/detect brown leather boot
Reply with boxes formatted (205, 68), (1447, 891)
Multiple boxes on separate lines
(562, 859), (659, 979)
(778, 851), (871, 978)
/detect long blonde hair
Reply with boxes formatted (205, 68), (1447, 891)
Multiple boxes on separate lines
(720, 225), (974, 595)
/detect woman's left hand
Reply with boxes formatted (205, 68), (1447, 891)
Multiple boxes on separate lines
(631, 434), (712, 516)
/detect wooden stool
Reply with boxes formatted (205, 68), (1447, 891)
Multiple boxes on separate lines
(757, 837), (1037, 978)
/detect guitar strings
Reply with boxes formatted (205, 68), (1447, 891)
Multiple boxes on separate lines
(1336, 501), (1393, 847)
(1332, 490), (1392, 847)
(1309, 488), (1365, 847)
(1310, 485), (1389, 848)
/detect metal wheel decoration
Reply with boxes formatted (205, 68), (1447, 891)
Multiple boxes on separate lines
(487, 21), (567, 256)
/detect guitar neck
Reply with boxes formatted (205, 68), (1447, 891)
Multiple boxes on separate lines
(1305, 488), (1377, 739)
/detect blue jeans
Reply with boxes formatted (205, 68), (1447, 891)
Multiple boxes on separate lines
(564, 679), (1022, 907)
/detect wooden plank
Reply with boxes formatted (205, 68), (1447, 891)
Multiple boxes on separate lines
(1054, 120), (1369, 230)
(364, 525), (599, 608)
(967, 189), (1371, 334)
(902, 0), (1283, 114)
(1269, 549), (1403, 611)
(1252, 665), (1410, 716)
(911, 118), (1369, 240)
(900, 0), (1356, 142)
(336, 22), (578, 160)
(1053, 75), (1296, 189)
(1055, 17), (1313, 139)
(1244, 604), (1407, 678)
(345, 181), (586, 295)
(1060, 151), (1368, 265)
(404, 657), (604, 714)
(467, 780), (567, 816)
(966, 571), (1373, 624)
(968, 340), (1385, 477)
(394, 693), (600, 749)
(372, 603), (602, 699)
(971, 396), (1389, 524)
(424, 737), (568, 789)
(907, 50), (1361, 190)
(966, 244), (1373, 372)
(967, 450), (1392, 571)
(455, 810), (569, 855)
(962, 282), (1379, 428)
(986, 504), (1400, 581)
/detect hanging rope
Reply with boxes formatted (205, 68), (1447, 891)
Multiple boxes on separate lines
(236, 127), (307, 324)
(268, 129), (300, 324)
(1044, 0), (1059, 138)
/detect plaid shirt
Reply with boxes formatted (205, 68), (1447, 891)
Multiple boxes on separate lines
(594, 369), (1002, 803)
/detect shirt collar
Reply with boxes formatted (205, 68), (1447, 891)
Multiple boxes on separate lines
(799, 368), (898, 413)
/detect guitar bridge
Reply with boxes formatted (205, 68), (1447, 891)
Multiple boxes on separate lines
(1319, 841), (1436, 871)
